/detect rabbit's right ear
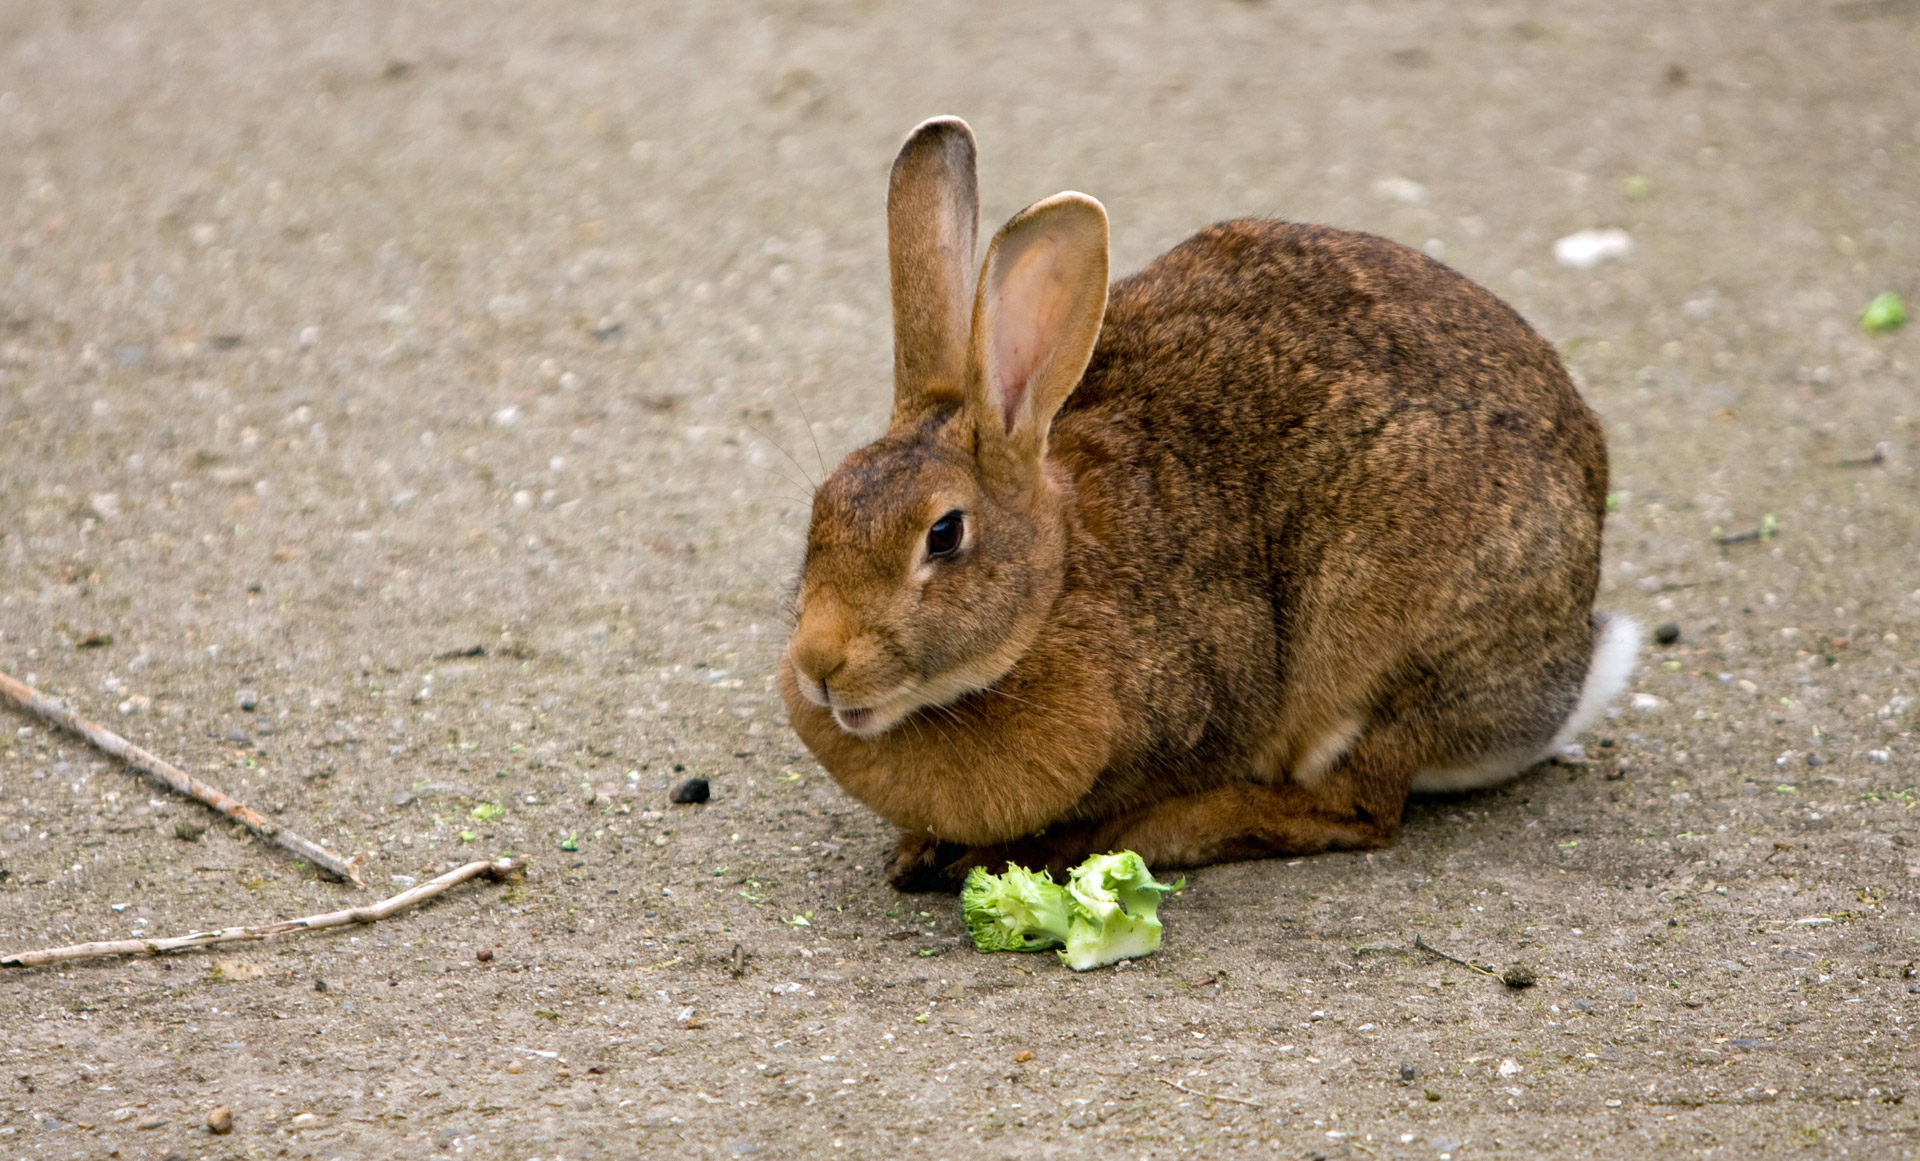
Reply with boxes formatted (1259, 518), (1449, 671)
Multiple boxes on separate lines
(964, 192), (1109, 494)
(887, 116), (979, 429)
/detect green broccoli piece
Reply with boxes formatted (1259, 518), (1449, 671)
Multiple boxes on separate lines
(961, 851), (1181, 971)
(962, 863), (1072, 953)
(1061, 851), (1181, 971)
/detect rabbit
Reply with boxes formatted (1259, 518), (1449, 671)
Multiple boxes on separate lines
(778, 115), (1638, 892)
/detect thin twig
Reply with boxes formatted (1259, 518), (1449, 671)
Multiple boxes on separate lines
(0, 669), (364, 886)
(1159, 1078), (1265, 1108)
(1411, 932), (1497, 977)
(1, 857), (524, 968)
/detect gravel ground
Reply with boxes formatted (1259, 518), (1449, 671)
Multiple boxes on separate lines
(2, 2), (1917, 1158)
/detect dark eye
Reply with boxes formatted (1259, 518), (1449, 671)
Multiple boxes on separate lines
(925, 510), (964, 558)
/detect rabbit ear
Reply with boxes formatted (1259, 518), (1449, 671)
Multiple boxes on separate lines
(887, 116), (979, 429)
(966, 192), (1109, 490)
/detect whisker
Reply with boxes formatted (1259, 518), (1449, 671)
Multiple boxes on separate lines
(973, 683), (1041, 711)
(743, 420), (818, 491)
(783, 379), (829, 479)
(749, 462), (815, 504)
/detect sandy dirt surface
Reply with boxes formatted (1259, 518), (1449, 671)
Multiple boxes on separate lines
(2, 2), (1918, 1158)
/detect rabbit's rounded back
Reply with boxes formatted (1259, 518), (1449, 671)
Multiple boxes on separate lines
(1056, 220), (1607, 797)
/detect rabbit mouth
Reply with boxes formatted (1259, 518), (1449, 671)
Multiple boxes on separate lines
(832, 706), (878, 733)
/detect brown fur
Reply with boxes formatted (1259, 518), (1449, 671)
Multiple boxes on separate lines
(781, 118), (1610, 891)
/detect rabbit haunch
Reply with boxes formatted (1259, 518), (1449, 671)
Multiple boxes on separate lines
(779, 116), (1633, 888)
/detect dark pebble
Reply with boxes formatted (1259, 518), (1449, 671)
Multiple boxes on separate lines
(225, 729), (249, 744)
(1399, 1064), (1417, 1082)
(173, 820), (207, 842)
(1805, 753), (1823, 767)
(1501, 965), (1538, 989)
(314, 977), (329, 993)
(1654, 622), (1680, 645)
(476, 946), (494, 962)
(670, 777), (710, 805)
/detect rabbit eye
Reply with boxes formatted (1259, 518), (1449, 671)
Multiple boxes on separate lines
(925, 510), (964, 558)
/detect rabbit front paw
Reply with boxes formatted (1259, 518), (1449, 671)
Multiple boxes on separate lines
(885, 832), (973, 893)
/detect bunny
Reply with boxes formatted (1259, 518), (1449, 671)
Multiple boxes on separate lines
(779, 116), (1638, 891)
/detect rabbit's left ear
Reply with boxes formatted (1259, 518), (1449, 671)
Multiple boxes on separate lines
(887, 116), (980, 430)
(966, 192), (1110, 491)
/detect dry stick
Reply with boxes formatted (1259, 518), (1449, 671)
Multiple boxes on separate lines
(0, 669), (365, 886)
(1158, 1078), (1265, 1108)
(1411, 932), (1497, 977)
(1, 857), (524, 968)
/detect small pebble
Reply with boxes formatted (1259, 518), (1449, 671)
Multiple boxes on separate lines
(1014, 1050), (1033, 1064)
(670, 777), (711, 805)
(506, 1060), (523, 1074)
(1653, 622), (1680, 645)
(173, 821), (207, 842)
(476, 946), (494, 963)
(1553, 227), (1633, 269)
(207, 1105), (233, 1135)
(391, 791), (418, 808)
(1502, 965), (1538, 989)
(313, 977), (329, 993)
(236, 689), (257, 711)
(1805, 753), (1823, 768)
(290, 1112), (319, 1128)
(1399, 1064), (1418, 1082)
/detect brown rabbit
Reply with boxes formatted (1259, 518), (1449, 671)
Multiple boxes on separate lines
(778, 116), (1637, 891)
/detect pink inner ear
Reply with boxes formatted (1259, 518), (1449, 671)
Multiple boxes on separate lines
(990, 236), (1067, 434)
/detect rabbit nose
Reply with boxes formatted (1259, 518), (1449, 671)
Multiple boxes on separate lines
(788, 615), (851, 689)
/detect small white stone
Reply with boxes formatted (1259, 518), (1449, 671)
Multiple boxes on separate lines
(1372, 176), (1428, 204)
(1553, 228), (1633, 269)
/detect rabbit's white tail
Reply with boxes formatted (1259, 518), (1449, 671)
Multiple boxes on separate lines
(1410, 613), (1641, 793)
(1539, 612), (1642, 758)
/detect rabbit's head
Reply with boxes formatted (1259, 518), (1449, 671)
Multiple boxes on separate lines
(785, 117), (1109, 738)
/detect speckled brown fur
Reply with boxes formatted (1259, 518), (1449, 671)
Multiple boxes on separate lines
(780, 118), (1612, 891)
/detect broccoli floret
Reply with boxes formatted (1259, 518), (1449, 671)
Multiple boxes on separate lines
(961, 851), (1181, 971)
(1060, 851), (1181, 971)
(961, 864), (1073, 953)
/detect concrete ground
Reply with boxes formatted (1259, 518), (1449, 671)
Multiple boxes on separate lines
(1, 1), (1917, 1158)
